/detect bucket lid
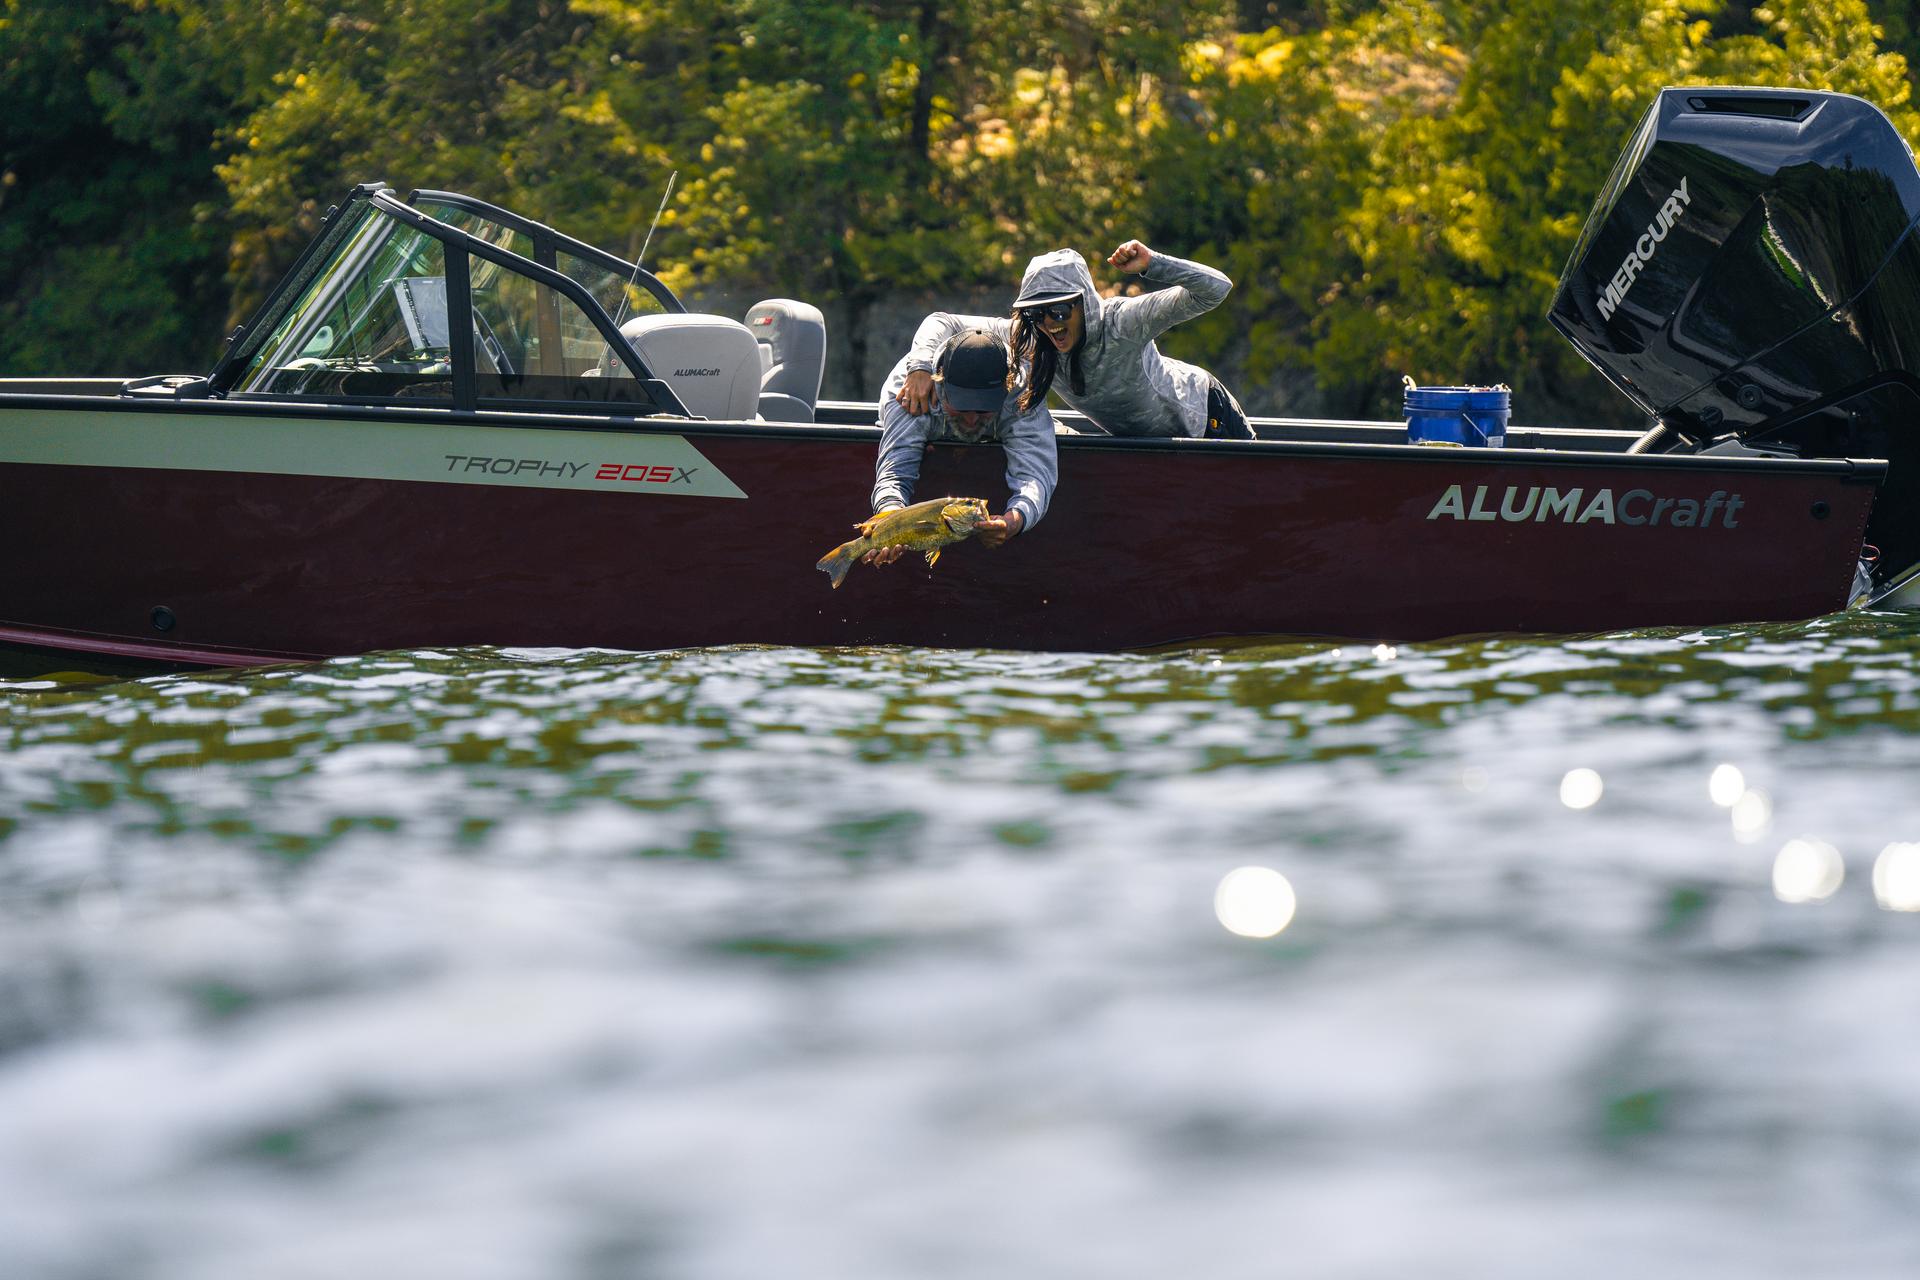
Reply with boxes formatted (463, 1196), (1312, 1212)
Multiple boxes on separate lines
(1403, 375), (1511, 392)
(1402, 379), (1511, 410)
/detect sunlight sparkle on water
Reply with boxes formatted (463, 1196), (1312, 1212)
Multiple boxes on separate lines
(1772, 838), (1844, 904)
(1214, 867), (1297, 939)
(6, 613), (1920, 1280)
(1731, 789), (1773, 844)
(1559, 768), (1603, 810)
(1709, 763), (1747, 807)
(1873, 843), (1920, 911)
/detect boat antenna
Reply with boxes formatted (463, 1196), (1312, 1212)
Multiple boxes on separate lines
(613, 169), (677, 332)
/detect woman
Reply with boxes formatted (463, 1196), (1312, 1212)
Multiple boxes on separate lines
(896, 240), (1250, 439)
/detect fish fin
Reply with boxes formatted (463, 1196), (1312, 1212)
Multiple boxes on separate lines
(815, 541), (859, 589)
(924, 548), (941, 568)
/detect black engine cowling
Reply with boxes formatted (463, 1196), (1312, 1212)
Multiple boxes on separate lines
(1549, 87), (1920, 591)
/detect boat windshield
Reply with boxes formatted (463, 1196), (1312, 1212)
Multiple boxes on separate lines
(229, 203), (659, 410)
(412, 196), (675, 323)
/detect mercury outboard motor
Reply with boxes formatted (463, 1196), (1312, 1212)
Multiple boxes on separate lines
(1549, 87), (1920, 595)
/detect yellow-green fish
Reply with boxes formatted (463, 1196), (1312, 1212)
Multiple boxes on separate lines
(815, 496), (992, 589)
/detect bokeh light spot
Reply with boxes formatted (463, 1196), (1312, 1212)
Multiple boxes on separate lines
(1709, 763), (1746, 807)
(1559, 768), (1603, 810)
(1873, 843), (1920, 911)
(1772, 838), (1844, 904)
(1731, 789), (1772, 844)
(1214, 866), (1297, 939)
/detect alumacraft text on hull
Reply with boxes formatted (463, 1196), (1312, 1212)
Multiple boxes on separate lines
(1, 87), (1917, 668)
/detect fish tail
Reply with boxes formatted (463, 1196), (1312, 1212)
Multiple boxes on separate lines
(815, 540), (860, 589)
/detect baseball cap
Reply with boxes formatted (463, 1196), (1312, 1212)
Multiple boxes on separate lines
(936, 329), (1010, 414)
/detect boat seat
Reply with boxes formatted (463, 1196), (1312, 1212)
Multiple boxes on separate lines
(619, 313), (762, 420)
(746, 299), (825, 422)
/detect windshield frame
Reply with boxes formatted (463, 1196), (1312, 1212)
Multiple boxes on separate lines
(210, 186), (691, 418)
(408, 188), (684, 319)
(207, 184), (392, 396)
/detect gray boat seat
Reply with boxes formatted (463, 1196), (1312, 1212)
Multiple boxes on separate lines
(745, 298), (825, 422)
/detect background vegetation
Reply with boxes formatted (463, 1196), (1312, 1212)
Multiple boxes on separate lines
(2, 0), (1916, 424)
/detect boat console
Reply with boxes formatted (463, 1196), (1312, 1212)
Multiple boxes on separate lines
(1551, 87), (1920, 596)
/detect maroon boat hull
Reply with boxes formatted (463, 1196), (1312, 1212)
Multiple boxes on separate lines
(0, 399), (1881, 665)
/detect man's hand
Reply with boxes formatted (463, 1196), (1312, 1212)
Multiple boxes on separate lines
(860, 543), (909, 566)
(974, 507), (1025, 550)
(1107, 240), (1153, 274)
(895, 369), (936, 416)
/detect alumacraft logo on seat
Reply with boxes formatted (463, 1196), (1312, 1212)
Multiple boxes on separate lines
(1427, 484), (1745, 527)
(1597, 176), (1692, 321)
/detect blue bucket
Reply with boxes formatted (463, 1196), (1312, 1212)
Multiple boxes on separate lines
(1403, 381), (1510, 447)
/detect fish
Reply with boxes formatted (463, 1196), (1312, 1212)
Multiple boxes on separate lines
(815, 496), (993, 589)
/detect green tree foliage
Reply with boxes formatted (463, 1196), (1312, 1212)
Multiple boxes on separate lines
(0, 0), (235, 373)
(199, 0), (621, 320)
(1183, 3), (1468, 409)
(1865, 2), (1918, 75)
(587, 0), (1237, 389)
(1284, 0), (1919, 420)
(2, 0), (1916, 427)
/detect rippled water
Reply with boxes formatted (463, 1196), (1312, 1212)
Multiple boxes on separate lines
(5, 614), (1920, 1279)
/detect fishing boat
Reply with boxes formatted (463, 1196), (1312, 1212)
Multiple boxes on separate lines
(2, 86), (1917, 669)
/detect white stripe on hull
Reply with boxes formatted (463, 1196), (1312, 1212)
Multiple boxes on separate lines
(0, 406), (748, 498)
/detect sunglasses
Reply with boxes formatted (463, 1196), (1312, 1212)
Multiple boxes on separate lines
(1021, 302), (1077, 324)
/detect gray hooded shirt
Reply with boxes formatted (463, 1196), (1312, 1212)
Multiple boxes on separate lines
(905, 248), (1232, 437)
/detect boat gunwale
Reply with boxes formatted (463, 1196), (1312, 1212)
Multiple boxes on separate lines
(0, 390), (1891, 482)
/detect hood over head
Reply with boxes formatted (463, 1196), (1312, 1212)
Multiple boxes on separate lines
(1014, 249), (1102, 329)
